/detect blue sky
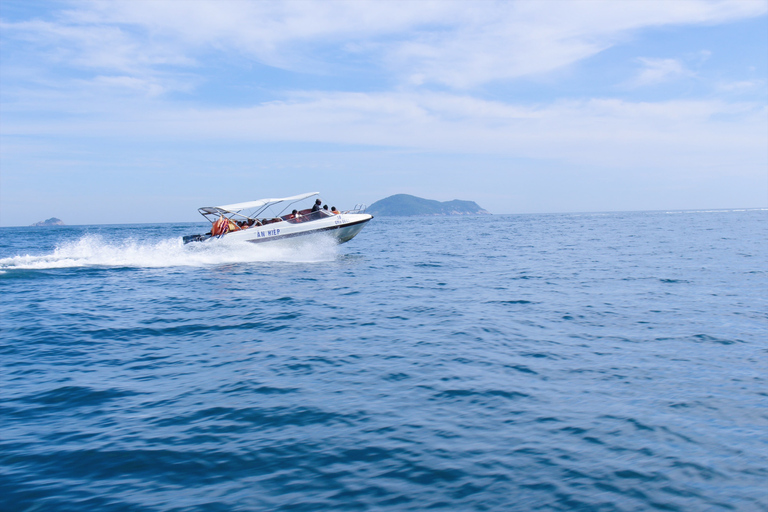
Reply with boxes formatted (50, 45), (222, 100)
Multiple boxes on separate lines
(1, 0), (766, 225)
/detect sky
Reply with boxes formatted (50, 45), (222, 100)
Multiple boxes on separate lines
(0, 0), (766, 225)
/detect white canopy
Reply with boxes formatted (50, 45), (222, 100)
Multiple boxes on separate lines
(203, 192), (319, 215)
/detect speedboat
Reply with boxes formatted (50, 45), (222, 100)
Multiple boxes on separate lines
(182, 192), (373, 245)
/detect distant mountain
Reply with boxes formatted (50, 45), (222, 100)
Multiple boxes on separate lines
(368, 194), (490, 217)
(31, 217), (65, 227)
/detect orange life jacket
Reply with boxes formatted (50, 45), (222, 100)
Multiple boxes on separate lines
(211, 216), (230, 236)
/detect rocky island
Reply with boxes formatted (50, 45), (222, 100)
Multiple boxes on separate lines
(368, 194), (490, 217)
(31, 217), (65, 227)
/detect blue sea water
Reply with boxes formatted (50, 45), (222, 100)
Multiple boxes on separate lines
(1, 210), (766, 512)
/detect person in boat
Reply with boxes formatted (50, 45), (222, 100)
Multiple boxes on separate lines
(311, 199), (322, 212)
(331, 206), (339, 214)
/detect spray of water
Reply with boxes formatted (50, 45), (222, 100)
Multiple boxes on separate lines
(0, 233), (339, 270)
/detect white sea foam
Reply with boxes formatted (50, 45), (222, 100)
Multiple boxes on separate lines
(0, 234), (339, 270)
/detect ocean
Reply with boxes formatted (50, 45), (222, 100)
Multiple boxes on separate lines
(1, 210), (766, 511)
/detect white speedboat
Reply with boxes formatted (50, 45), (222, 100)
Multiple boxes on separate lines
(182, 192), (373, 245)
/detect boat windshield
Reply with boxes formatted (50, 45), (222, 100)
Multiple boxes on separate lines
(283, 209), (334, 224)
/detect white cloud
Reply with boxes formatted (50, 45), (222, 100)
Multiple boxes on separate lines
(629, 58), (694, 87)
(2, 0), (765, 90)
(716, 79), (766, 92)
(0, 19), (193, 72)
(168, 95), (768, 170)
(4, 90), (764, 173)
(92, 76), (166, 96)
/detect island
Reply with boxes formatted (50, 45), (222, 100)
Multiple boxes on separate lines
(367, 194), (490, 217)
(31, 217), (65, 227)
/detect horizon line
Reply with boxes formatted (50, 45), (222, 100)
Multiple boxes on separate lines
(2, 206), (766, 228)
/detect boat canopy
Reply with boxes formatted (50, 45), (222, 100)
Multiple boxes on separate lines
(199, 192), (319, 218)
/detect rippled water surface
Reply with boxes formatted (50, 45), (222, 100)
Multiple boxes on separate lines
(1, 210), (766, 511)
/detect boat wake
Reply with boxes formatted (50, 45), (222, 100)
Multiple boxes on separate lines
(0, 233), (339, 271)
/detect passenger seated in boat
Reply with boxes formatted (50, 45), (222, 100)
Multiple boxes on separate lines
(331, 206), (339, 214)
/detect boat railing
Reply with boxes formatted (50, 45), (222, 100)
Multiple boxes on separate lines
(346, 204), (367, 214)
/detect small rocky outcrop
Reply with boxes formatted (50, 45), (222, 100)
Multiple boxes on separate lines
(31, 217), (65, 227)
